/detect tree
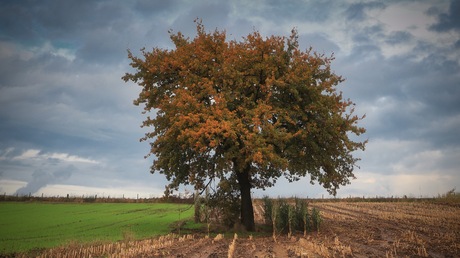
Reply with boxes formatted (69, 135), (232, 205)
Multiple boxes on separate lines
(123, 21), (366, 231)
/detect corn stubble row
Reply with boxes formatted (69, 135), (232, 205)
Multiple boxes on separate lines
(20, 234), (192, 258)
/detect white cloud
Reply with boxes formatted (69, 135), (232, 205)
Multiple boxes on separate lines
(0, 40), (76, 63)
(46, 152), (99, 164)
(370, 2), (438, 39)
(392, 149), (442, 174)
(0, 179), (162, 198)
(341, 171), (455, 198)
(12, 149), (41, 160)
(387, 173), (455, 197)
(0, 180), (27, 194)
(11, 149), (99, 164)
(31, 41), (76, 62)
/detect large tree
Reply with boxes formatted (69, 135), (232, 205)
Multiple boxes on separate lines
(123, 22), (366, 231)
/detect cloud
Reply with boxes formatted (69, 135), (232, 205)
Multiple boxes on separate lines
(5, 148), (100, 164)
(11, 149), (99, 164)
(172, 1), (231, 32)
(344, 172), (456, 198)
(429, 0), (460, 32)
(47, 152), (99, 164)
(12, 149), (40, 160)
(345, 2), (386, 22)
(298, 32), (340, 54)
(0, 180), (26, 194)
(15, 166), (74, 195)
(265, 0), (336, 23)
(385, 31), (413, 45)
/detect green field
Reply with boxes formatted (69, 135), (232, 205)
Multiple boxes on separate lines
(0, 202), (196, 255)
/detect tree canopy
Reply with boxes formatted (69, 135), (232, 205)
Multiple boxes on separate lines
(123, 21), (366, 231)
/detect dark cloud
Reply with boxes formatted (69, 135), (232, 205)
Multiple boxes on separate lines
(385, 31), (413, 45)
(345, 2), (386, 21)
(348, 44), (383, 62)
(455, 40), (460, 49)
(0, 0), (41, 42)
(234, 0), (337, 26)
(171, 1), (231, 35)
(75, 29), (126, 64)
(0, 0), (130, 43)
(265, 0), (336, 23)
(352, 25), (385, 44)
(429, 0), (460, 32)
(298, 33), (340, 53)
(0, 0), (147, 66)
(338, 43), (460, 151)
(133, 0), (180, 17)
(14, 165), (74, 195)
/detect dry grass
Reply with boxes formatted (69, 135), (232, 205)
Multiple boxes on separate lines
(311, 201), (459, 257)
(227, 233), (238, 258)
(23, 234), (195, 258)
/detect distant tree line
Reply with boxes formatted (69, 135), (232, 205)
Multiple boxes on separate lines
(0, 193), (194, 204)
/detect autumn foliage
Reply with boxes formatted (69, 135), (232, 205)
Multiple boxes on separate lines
(123, 21), (366, 231)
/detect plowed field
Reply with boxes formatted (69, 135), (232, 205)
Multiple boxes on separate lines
(26, 201), (460, 257)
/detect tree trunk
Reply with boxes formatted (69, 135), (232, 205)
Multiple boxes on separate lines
(236, 164), (255, 231)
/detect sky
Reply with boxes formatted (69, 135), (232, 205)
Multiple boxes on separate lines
(0, 0), (459, 199)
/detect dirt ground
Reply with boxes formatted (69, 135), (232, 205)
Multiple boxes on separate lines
(33, 200), (459, 258)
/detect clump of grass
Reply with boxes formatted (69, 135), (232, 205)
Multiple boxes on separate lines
(271, 199), (278, 242)
(262, 196), (273, 225)
(287, 204), (295, 237)
(277, 199), (290, 234)
(263, 198), (322, 236)
(296, 199), (311, 236)
(312, 207), (322, 232)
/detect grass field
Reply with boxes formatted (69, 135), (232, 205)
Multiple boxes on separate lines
(0, 202), (196, 255)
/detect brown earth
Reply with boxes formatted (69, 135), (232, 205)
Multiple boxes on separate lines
(31, 201), (460, 258)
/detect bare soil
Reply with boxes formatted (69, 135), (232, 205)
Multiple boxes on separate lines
(30, 201), (460, 257)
